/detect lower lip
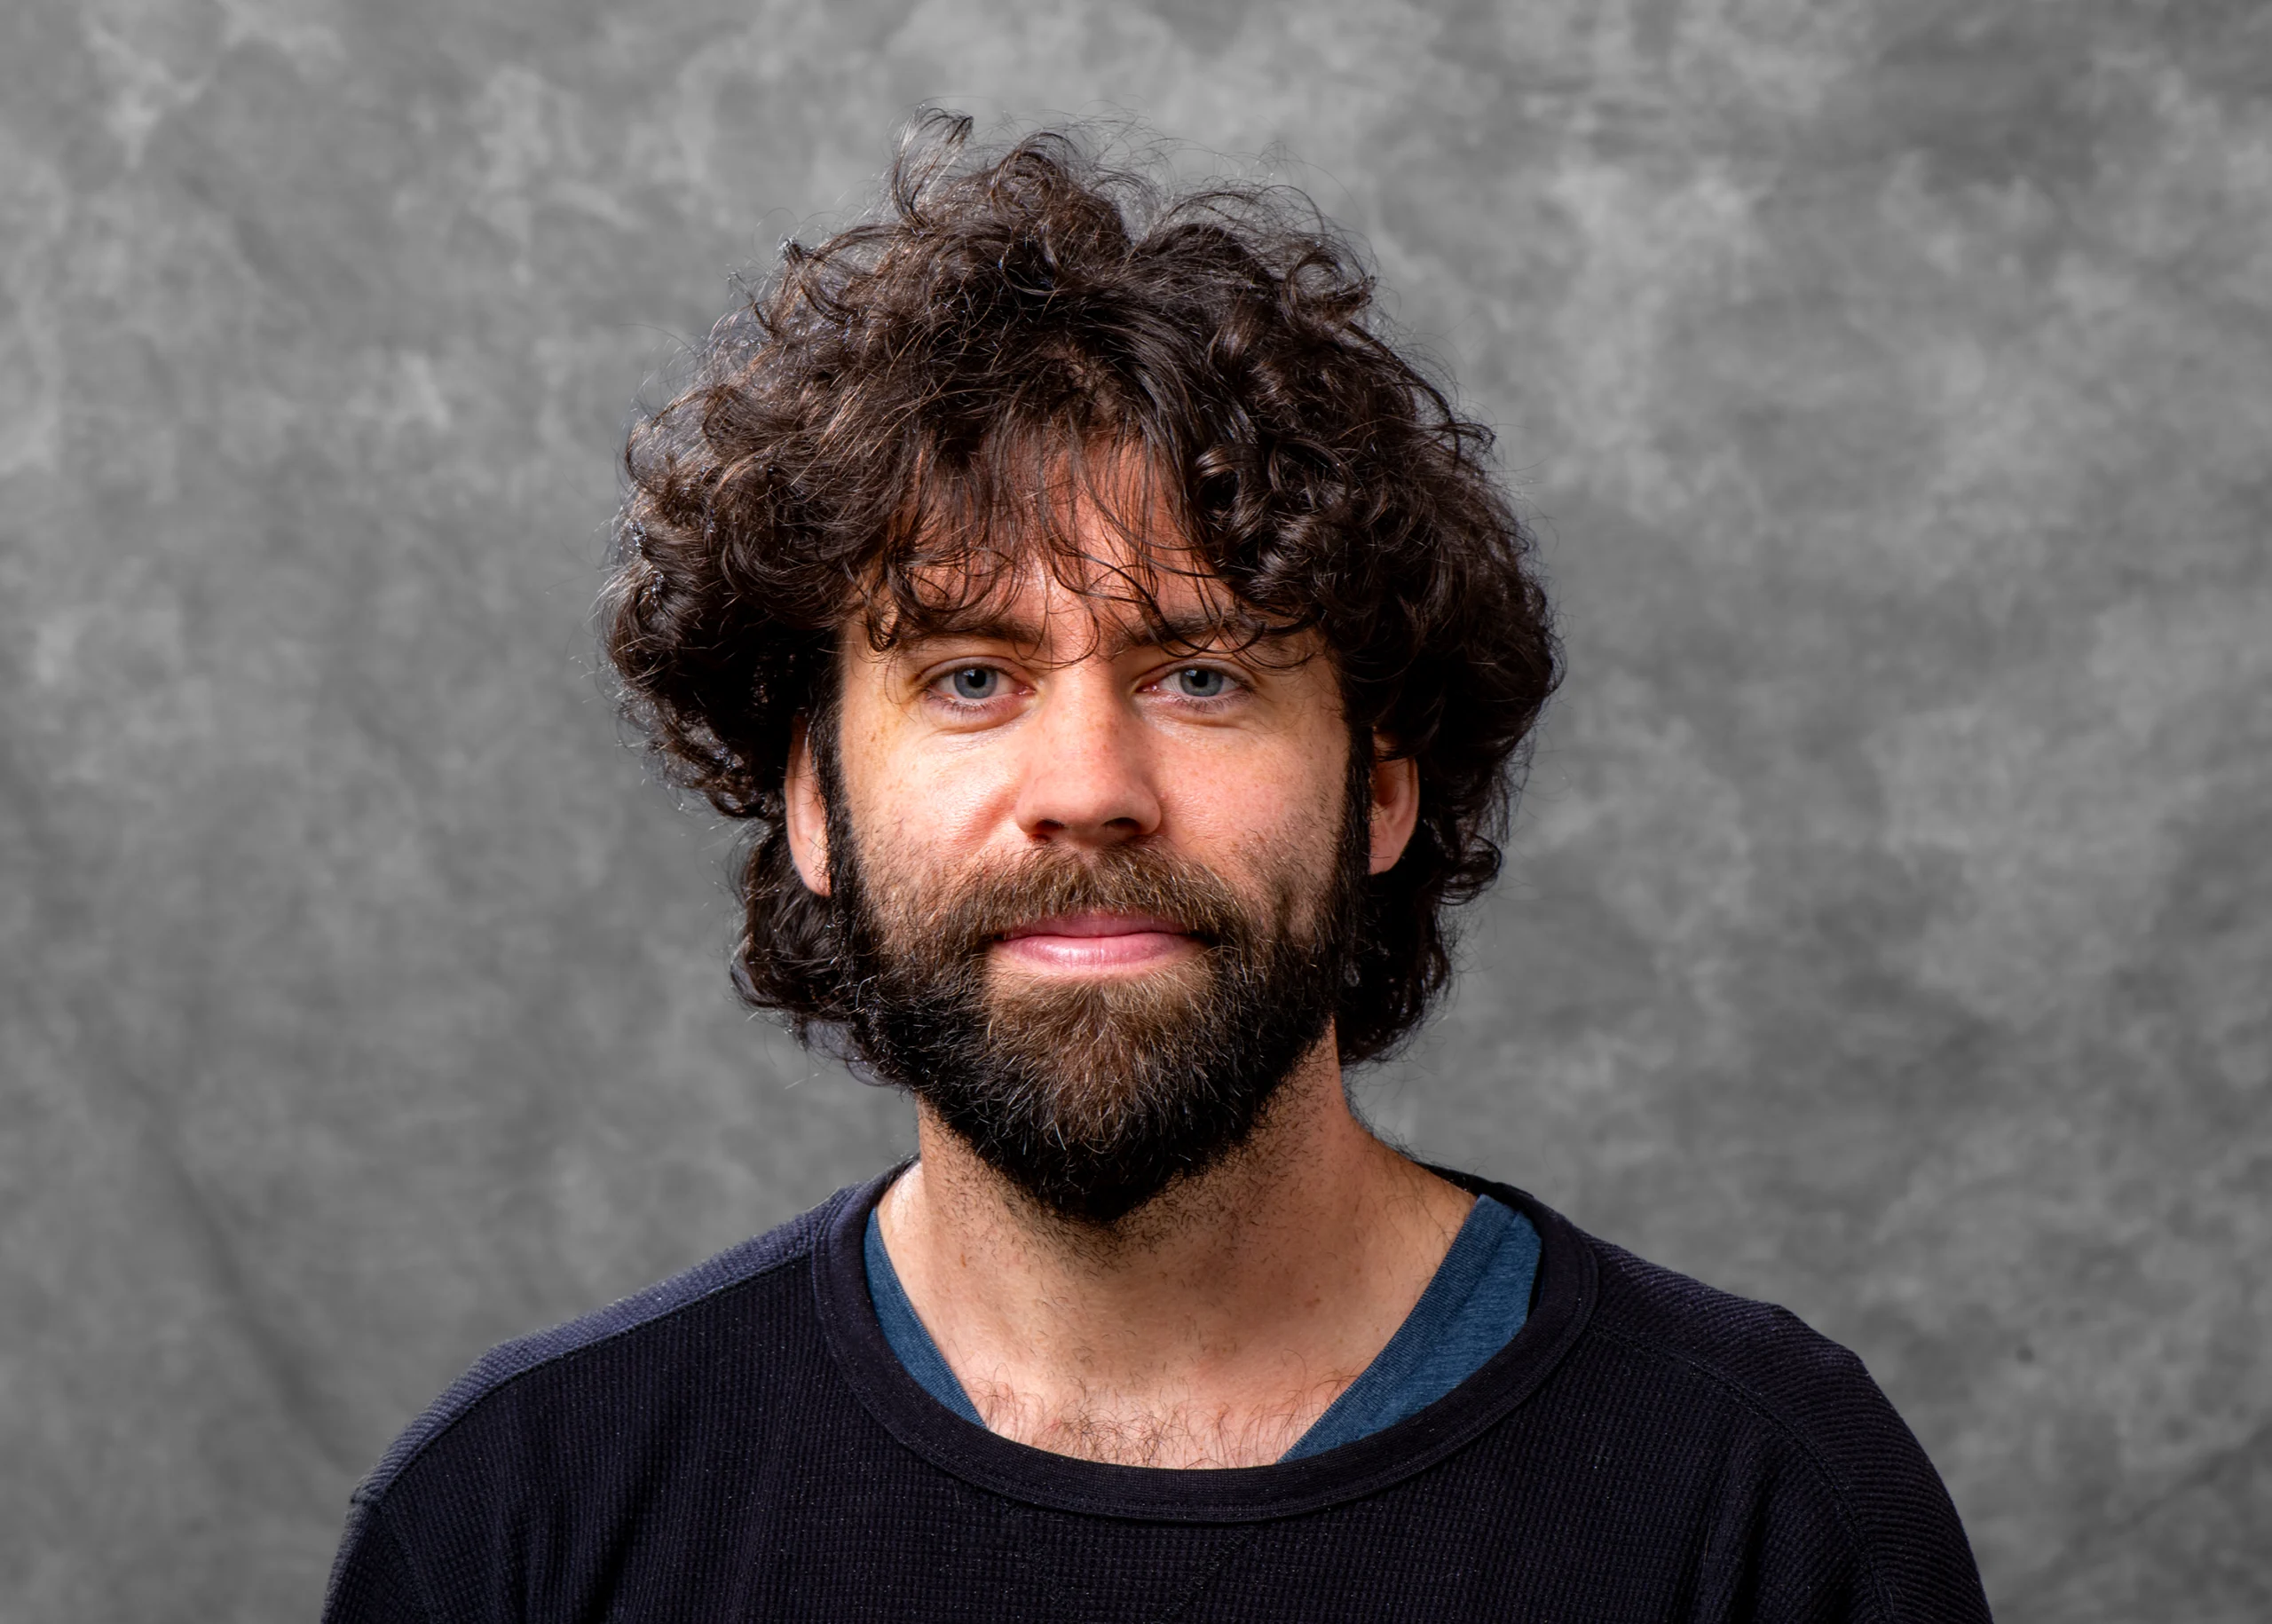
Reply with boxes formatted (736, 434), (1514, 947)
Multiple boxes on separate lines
(991, 930), (1196, 974)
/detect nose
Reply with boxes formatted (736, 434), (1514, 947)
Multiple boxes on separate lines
(1011, 667), (1163, 848)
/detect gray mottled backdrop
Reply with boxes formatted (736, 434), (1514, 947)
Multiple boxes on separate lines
(4, 0), (2267, 1619)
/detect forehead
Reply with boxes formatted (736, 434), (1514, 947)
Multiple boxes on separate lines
(862, 444), (1282, 658)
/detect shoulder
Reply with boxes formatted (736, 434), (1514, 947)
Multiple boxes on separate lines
(1463, 1173), (1906, 1453)
(354, 1183), (852, 1507)
(1584, 1232), (1889, 1439)
(1565, 1223), (1991, 1623)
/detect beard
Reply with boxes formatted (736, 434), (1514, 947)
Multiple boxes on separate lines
(824, 784), (1365, 1228)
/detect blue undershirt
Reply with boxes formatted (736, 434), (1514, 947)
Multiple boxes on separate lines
(863, 1190), (1540, 1461)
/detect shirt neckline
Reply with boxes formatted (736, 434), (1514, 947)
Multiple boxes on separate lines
(862, 1192), (1537, 1453)
(810, 1163), (1599, 1523)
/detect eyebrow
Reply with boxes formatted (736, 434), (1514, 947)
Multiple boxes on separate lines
(891, 609), (1262, 662)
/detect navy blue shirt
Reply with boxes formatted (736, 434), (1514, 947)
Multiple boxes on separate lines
(325, 1171), (1992, 1622)
(864, 1192), (1541, 1458)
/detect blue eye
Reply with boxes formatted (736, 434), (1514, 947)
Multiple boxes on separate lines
(1171, 666), (1229, 698)
(946, 666), (1001, 700)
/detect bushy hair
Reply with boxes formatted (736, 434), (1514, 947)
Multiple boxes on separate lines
(602, 112), (1559, 1064)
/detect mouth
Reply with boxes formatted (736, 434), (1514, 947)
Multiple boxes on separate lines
(990, 911), (1201, 975)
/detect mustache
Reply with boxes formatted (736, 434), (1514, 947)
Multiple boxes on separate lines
(858, 844), (1261, 962)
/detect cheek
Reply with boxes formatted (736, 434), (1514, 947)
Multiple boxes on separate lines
(1165, 739), (1347, 864)
(843, 737), (1022, 869)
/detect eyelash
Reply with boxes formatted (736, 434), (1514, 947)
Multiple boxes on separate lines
(1156, 666), (1240, 702)
(930, 666), (1014, 705)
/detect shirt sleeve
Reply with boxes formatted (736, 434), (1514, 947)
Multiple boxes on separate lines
(1716, 1346), (1992, 1623)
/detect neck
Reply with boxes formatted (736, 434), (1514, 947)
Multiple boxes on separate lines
(875, 1037), (1474, 1468)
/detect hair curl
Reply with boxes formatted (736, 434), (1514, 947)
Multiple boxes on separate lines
(602, 112), (1559, 1064)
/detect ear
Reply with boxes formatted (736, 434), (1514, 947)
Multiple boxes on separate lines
(783, 716), (832, 895)
(1367, 737), (1420, 876)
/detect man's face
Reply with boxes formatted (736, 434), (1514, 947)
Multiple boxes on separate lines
(785, 494), (1417, 1225)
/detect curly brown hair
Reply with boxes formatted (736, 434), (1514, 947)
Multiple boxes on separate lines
(602, 112), (1559, 1065)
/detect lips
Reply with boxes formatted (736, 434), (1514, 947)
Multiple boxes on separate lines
(991, 911), (1199, 973)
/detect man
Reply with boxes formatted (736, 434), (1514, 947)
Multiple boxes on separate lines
(325, 115), (1991, 1621)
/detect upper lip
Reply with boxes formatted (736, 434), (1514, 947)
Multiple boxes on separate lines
(998, 911), (1187, 941)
